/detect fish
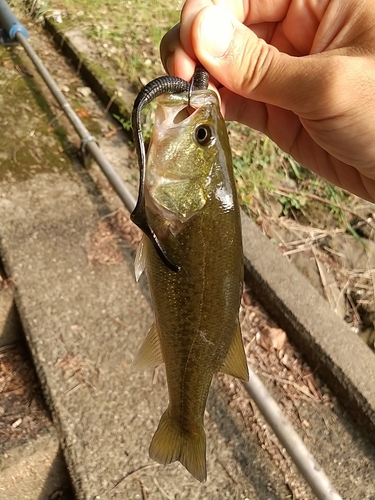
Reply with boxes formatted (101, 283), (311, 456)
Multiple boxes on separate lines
(132, 87), (249, 482)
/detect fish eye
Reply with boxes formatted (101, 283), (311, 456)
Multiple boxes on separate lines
(194, 125), (213, 146)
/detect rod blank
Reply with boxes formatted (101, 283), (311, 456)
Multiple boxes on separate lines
(243, 367), (343, 500)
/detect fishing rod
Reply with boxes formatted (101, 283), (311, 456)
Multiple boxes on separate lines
(0, 1), (343, 498)
(244, 366), (342, 500)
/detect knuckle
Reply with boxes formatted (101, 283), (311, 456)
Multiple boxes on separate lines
(233, 37), (276, 96)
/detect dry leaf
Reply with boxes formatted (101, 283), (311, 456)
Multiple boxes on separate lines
(76, 108), (92, 119)
(256, 326), (287, 351)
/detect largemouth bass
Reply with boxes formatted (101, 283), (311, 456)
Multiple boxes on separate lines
(132, 85), (248, 482)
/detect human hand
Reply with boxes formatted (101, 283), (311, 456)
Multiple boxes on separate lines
(160, 0), (375, 202)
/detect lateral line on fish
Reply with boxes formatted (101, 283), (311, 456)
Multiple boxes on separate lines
(180, 216), (207, 429)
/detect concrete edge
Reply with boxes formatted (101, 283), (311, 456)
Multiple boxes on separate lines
(241, 211), (375, 439)
(41, 19), (375, 437)
(43, 19), (134, 126)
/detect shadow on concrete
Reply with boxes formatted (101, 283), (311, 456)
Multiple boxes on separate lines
(207, 383), (287, 500)
(38, 450), (75, 500)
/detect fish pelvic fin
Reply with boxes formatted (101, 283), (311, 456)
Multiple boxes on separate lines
(149, 410), (207, 483)
(131, 322), (163, 370)
(220, 321), (249, 381)
(134, 235), (147, 282)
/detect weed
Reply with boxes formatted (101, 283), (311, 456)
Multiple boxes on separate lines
(19, 0), (50, 18)
(278, 193), (306, 216)
(53, 0), (182, 88)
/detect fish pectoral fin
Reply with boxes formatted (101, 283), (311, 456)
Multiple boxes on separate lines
(131, 322), (163, 370)
(220, 322), (249, 381)
(149, 410), (207, 483)
(134, 235), (147, 282)
(154, 179), (207, 221)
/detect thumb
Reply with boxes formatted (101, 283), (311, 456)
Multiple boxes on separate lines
(192, 6), (334, 119)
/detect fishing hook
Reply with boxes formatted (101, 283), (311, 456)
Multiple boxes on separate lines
(188, 65), (209, 106)
(131, 67), (209, 272)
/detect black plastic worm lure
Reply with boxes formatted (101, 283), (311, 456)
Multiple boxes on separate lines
(131, 67), (209, 272)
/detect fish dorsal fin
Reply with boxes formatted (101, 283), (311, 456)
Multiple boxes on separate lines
(220, 322), (249, 381)
(131, 322), (164, 370)
(134, 235), (147, 282)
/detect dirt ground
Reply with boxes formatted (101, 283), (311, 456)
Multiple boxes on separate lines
(0, 341), (51, 453)
(1, 6), (375, 500)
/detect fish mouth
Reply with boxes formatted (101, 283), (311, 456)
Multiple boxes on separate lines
(155, 89), (219, 130)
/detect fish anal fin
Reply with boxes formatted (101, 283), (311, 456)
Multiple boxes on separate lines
(149, 410), (207, 483)
(134, 235), (147, 282)
(131, 322), (163, 370)
(220, 322), (249, 381)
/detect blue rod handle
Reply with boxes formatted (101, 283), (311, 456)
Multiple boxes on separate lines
(0, 0), (28, 39)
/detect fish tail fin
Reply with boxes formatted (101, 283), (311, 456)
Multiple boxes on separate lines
(149, 409), (207, 482)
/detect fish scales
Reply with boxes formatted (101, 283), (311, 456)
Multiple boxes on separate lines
(132, 89), (248, 482)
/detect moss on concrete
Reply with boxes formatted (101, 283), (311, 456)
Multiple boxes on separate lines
(0, 47), (71, 181)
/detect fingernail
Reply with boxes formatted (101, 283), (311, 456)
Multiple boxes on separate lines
(199, 6), (233, 58)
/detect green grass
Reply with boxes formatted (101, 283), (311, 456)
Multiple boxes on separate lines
(227, 121), (359, 226)
(48, 0), (183, 88)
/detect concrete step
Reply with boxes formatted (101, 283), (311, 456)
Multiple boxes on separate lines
(0, 339), (74, 500)
(1, 432), (71, 500)
(0, 259), (73, 498)
(0, 35), (292, 500)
